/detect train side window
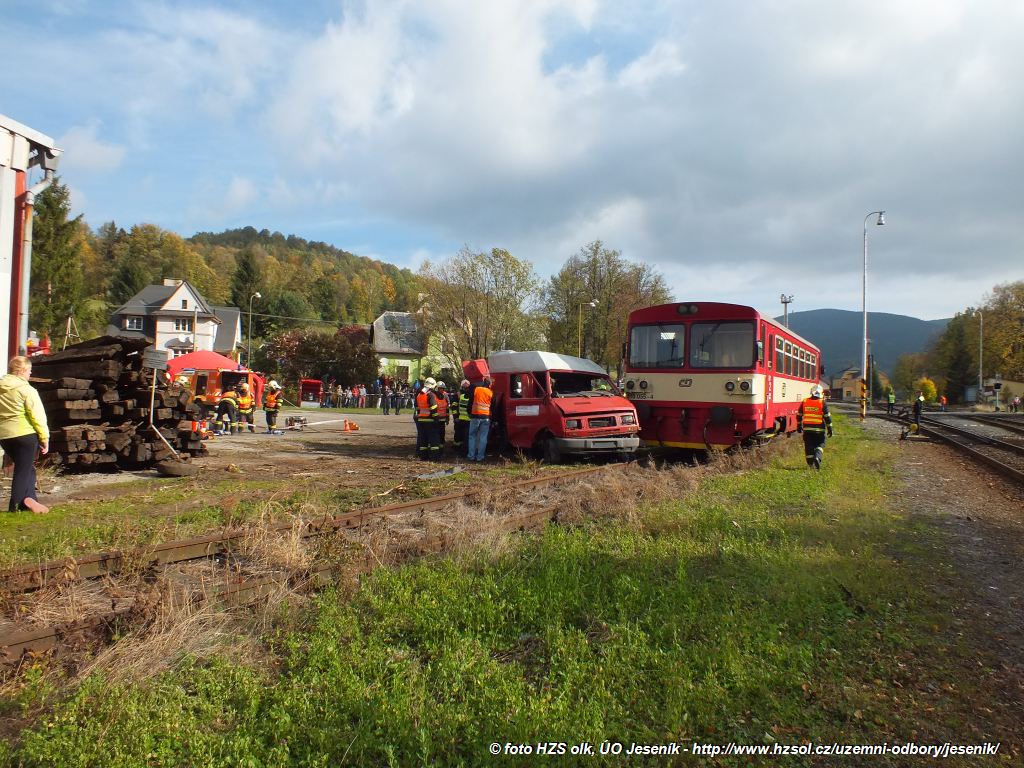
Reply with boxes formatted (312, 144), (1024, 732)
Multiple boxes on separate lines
(775, 338), (784, 371)
(810, 354), (817, 380)
(799, 350), (806, 379)
(784, 342), (792, 375)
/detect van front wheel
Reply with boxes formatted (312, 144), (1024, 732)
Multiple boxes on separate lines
(542, 437), (563, 464)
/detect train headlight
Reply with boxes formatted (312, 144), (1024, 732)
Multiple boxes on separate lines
(725, 381), (736, 392)
(739, 380), (751, 392)
(639, 380), (648, 390)
(621, 413), (636, 425)
(626, 380), (635, 390)
(565, 419), (582, 430)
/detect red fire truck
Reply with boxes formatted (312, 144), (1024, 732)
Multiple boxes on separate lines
(464, 351), (640, 462)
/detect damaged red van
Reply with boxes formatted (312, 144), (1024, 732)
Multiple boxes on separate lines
(463, 351), (640, 462)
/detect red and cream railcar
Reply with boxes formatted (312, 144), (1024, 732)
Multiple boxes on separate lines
(624, 302), (822, 450)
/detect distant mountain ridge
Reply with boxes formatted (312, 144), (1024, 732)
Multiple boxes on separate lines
(778, 309), (949, 376)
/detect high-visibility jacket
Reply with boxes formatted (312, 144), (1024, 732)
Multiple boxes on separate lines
(435, 393), (449, 421)
(263, 391), (280, 411)
(471, 386), (493, 418)
(887, 392), (896, 404)
(416, 391), (438, 421)
(237, 393), (255, 413)
(220, 391), (239, 410)
(457, 391), (471, 421)
(798, 397), (831, 432)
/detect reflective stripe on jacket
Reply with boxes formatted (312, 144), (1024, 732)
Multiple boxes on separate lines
(237, 394), (255, 412)
(435, 394), (449, 421)
(798, 397), (830, 432)
(264, 392), (280, 410)
(458, 392), (471, 421)
(416, 391), (438, 421)
(471, 386), (493, 418)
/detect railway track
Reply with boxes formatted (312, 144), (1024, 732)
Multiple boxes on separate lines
(888, 414), (1024, 485)
(0, 464), (622, 667)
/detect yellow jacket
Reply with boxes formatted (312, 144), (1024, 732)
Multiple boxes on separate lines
(0, 374), (49, 441)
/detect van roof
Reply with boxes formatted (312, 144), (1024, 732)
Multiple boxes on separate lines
(487, 350), (606, 375)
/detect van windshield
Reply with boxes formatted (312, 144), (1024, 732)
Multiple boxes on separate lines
(549, 371), (618, 397)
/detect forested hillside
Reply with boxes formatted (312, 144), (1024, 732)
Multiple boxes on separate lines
(29, 180), (419, 344)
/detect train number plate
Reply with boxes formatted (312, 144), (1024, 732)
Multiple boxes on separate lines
(626, 392), (650, 400)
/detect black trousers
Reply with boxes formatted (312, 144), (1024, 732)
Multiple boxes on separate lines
(415, 420), (440, 460)
(454, 420), (468, 453)
(1, 433), (40, 511)
(265, 409), (279, 429)
(802, 430), (826, 467)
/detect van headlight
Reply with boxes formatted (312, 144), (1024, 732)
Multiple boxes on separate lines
(565, 419), (582, 430)
(621, 413), (636, 425)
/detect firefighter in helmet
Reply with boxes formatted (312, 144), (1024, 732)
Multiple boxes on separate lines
(237, 382), (256, 433)
(797, 384), (833, 469)
(263, 380), (282, 433)
(414, 377), (441, 460)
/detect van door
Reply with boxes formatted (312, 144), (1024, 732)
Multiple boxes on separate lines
(505, 372), (548, 450)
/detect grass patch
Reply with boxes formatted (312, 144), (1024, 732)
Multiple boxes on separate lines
(2, 420), (1004, 765)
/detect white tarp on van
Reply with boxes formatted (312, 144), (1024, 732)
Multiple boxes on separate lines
(487, 350), (606, 376)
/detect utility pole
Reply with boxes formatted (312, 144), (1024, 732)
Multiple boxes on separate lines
(780, 294), (794, 327)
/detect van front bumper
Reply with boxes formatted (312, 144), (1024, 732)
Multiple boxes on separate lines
(553, 436), (640, 454)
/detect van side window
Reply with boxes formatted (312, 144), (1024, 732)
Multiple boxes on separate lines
(195, 375), (208, 395)
(532, 372), (547, 393)
(511, 374), (524, 399)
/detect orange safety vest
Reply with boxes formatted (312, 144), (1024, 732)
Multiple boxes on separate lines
(237, 393), (255, 412)
(264, 391), (279, 410)
(471, 386), (493, 417)
(435, 394), (449, 420)
(416, 391), (437, 421)
(800, 397), (825, 427)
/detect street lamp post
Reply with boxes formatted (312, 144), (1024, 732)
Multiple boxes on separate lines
(861, 210), (885, 420)
(780, 294), (794, 327)
(247, 292), (261, 368)
(577, 299), (597, 357)
(977, 309), (983, 404)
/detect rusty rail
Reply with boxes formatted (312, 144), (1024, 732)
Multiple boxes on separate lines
(1, 464), (619, 595)
(0, 465), (618, 662)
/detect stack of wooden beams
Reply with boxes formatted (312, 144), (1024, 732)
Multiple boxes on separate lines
(29, 336), (208, 471)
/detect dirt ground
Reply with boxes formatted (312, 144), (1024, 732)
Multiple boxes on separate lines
(36, 407), (431, 505)
(859, 417), (1024, 750)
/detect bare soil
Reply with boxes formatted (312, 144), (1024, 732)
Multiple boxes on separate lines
(34, 408), (432, 506)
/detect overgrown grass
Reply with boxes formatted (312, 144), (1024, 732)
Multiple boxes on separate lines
(2, 421), (1001, 766)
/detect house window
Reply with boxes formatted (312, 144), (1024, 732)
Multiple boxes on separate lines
(172, 349), (190, 358)
(125, 316), (143, 331)
(181, 299), (188, 309)
(174, 318), (194, 332)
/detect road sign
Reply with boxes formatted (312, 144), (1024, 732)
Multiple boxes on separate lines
(143, 350), (169, 371)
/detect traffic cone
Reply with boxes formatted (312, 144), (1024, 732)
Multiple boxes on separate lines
(343, 419), (360, 432)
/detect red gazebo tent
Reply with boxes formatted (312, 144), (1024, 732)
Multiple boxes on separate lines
(166, 350), (243, 376)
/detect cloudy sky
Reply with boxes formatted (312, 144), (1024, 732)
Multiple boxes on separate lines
(3, 0), (1021, 320)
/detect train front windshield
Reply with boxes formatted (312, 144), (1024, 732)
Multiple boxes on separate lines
(689, 322), (755, 368)
(629, 324), (686, 368)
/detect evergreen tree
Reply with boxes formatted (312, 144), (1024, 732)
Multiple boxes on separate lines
(29, 178), (84, 337)
(230, 246), (264, 309)
(109, 256), (150, 305)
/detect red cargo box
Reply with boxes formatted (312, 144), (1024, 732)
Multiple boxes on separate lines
(462, 358), (490, 382)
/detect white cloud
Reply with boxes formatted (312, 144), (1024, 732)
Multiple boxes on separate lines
(56, 123), (126, 172)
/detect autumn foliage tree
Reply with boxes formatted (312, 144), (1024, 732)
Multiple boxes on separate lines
(416, 247), (545, 371)
(544, 241), (672, 375)
(262, 326), (377, 386)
